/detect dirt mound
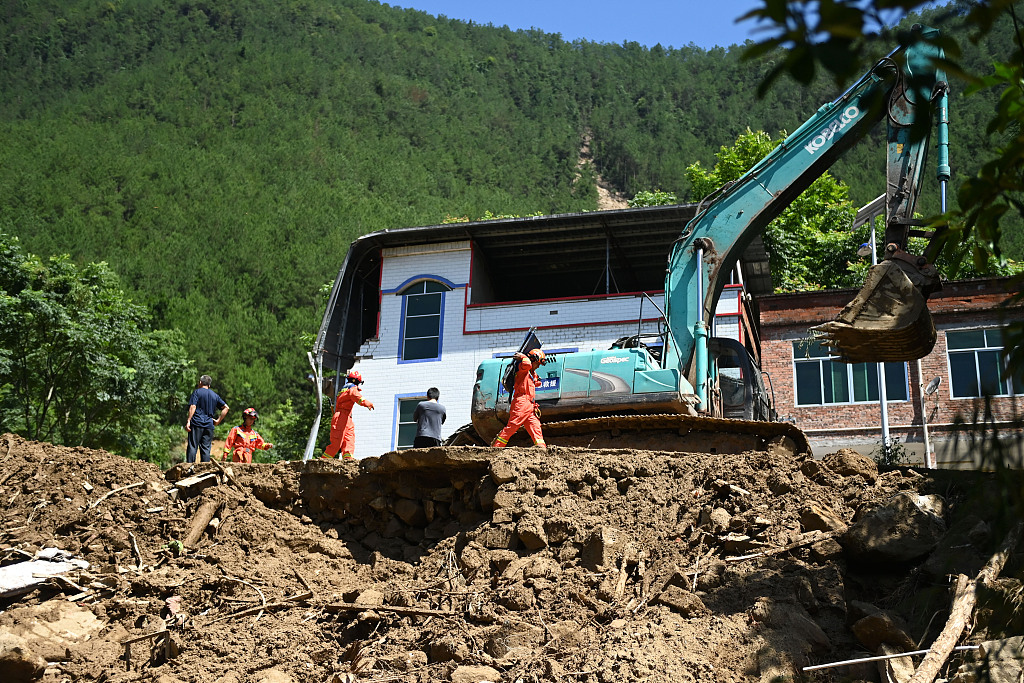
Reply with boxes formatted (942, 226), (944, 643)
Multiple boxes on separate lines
(0, 433), (1021, 683)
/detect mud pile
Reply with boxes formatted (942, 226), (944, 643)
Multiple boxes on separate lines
(0, 433), (1021, 683)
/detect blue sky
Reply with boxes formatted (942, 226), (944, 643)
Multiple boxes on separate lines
(389, 1), (770, 50)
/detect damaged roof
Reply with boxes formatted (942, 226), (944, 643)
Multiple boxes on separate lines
(314, 204), (773, 365)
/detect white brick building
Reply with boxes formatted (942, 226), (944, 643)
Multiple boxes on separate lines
(308, 206), (772, 458)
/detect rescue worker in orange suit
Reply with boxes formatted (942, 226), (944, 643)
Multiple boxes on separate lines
(324, 370), (375, 460)
(491, 348), (548, 450)
(222, 408), (274, 463)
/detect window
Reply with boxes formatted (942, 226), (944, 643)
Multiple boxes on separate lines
(399, 280), (450, 362)
(947, 328), (1023, 398)
(793, 341), (908, 406)
(395, 397), (423, 450)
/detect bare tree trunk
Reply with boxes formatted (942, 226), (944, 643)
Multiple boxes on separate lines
(908, 520), (1023, 683)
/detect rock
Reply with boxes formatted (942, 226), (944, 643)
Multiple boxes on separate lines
(766, 473), (794, 495)
(485, 621), (544, 658)
(921, 513), (988, 580)
(708, 507), (732, 533)
(0, 634), (46, 683)
(490, 459), (517, 485)
(516, 515), (548, 550)
(474, 525), (517, 550)
(497, 584), (535, 611)
(653, 586), (709, 617)
(522, 556), (561, 580)
(840, 492), (947, 563)
(397, 650), (428, 671)
(748, 598), (830, 654)
(851, 609), (916, 651)
(823, 448), (878, 483)
(253, 670), (295, 683)
(393, 498), (427, 526)
(809, 537), (844, 563)
(429, 635), (469, 662)
(951, 636), (1024, 683)
(800, 460), (841, 486)
(542, 517), (576, 545)
(800, 502), (847, 534)
(451, 664), (502, 683)
(490, 490), (521, 511)
(354, 588), (384, 606)
(878, 642), (914, 683)
(580, 527), (634, 571)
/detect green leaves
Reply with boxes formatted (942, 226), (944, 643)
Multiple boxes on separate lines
(0, 234), (192, 460)
(684, 128), (860, 292)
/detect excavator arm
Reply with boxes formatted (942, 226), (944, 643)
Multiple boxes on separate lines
(663, 25), (949, 401)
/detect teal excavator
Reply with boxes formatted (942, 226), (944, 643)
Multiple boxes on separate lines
(454, 26), (951, 454)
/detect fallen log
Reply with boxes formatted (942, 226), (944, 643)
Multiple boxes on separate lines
(88, 481), (146, 510)
(907, 520), (1023, 683)
(207, 590), (313, 623)
(725, 530), (833, 563)
(323, 602), (456, 617)
(182, 499), (221, 548)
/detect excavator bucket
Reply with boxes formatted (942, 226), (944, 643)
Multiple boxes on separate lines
(812, 260), (936, 363)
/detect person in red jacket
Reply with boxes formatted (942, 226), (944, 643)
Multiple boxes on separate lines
(491, 349), (548, 449)
(324, 370), (375, 460)
(222, 408), (273, 463)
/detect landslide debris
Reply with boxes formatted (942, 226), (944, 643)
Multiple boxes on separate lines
(0, 432), (1021, 683)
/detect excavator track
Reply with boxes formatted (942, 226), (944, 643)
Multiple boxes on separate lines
(447, 414), (812, 456)
(540, 413), (811, 456)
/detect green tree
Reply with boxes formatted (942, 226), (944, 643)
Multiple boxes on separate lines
(684, 128), (861, 291)
(628, 189), (678, 207)
(0, 234), (193, 462)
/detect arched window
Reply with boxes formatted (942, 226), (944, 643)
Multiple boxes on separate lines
(399, 280), (451, 362)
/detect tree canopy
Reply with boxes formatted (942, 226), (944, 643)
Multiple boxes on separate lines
(0, 234), (192, 462)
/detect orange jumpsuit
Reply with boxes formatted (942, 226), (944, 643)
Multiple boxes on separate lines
(325, 384), (373, 459)
(223, 425), (271, 463)
(492, 356), (547, 448)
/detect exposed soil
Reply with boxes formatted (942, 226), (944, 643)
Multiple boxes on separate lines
(1, 432), (1021, 683)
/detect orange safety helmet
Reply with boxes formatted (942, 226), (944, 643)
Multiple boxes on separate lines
(528, 349), (546, 365)
(243, 407), (259, 420)
(346, 370), (364, 385)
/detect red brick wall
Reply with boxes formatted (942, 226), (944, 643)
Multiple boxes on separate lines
(758, 277), (1022, 460)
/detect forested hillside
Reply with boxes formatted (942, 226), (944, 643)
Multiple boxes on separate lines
(0, 0), (1019, 424)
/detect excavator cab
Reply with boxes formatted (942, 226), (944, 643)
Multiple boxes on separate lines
(709, 337), (775, 422)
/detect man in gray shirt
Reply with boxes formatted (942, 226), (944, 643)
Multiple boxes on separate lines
(413, 387), (446, 448)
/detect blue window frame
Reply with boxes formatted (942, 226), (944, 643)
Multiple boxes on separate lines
(398, 280), (451, 362)
(793, 341), (908, 406)
(395, 396), (425, 450)
(947, 328), (1023, 398)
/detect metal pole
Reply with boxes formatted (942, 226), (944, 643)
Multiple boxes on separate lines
(869, 219), (892, 458)
(917, 359), (934, 468)
(598, 236), (606, 294)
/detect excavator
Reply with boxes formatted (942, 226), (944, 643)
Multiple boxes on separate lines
(453, 26), (951, 455)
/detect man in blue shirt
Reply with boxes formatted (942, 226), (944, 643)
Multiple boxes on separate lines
(185, 374), (229, 463)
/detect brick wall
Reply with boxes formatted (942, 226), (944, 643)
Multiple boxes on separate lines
(760, 278), (1022, 465)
